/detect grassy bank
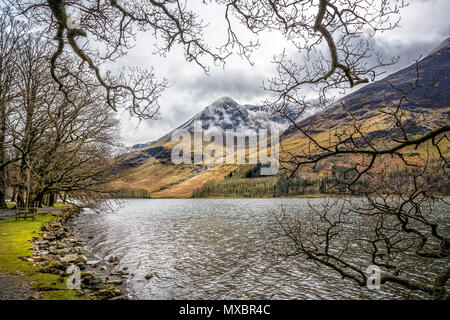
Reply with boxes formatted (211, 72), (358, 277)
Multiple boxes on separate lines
(0, 214), (89, 300)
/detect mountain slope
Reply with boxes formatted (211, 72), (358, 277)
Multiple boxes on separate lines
(278, 40), (449, 175)
(284, 38), (450, 136)
(113, 39), (450, 198)
(113, 97), (287, 197)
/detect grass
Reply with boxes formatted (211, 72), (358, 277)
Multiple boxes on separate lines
(0, 201), (15, 211)
(52, 203), (70, 208)
(1, 201), (70, 211)
(0, 214), (89, 300)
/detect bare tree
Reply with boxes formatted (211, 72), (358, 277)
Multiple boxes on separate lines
(29, 85), (120, 208)
(2, 1), (406, 121)
(0, 29), (120, 208)
(0, 10), (29, 208)
(3, 0), (263, 120)
(268, 38), (449, 300)
(10, 32), (56, 205)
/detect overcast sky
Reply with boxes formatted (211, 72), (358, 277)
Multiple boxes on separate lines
(116, 0), (450, 146)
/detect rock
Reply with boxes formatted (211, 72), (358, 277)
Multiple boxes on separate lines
(35, 240), (50, 248)
(19, 256), (34, 263)
(76, 262), (86, 271)
(28, 208), (125, 300)
(44, 260), (66, 271)
(78, 255), (87, 265)
(87, 260), (100, 268)
(43, 234), (56, 241)
(31, 293), (42, 300)
(108, 256), (119, 264)
(39, 267), (60, 275)
(56, 242), (68, 249)
(145, 272), (156, 280)
(59, 254), (78, 264)
(41, 254), (51, 261)
(59, 248), (70, 256)
(81, 272), (95, 285)
(96, 288), (122, 299)
(81, 272), (106, 290)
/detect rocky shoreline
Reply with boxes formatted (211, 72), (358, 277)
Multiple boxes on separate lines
(25, 208), (129, 300)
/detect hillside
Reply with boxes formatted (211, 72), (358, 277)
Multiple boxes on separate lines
(112, 39), (450, 198)
(279, 38), (450, 174)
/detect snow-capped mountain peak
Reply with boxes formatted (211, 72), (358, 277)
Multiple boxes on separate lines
(180, 97), (290, 133)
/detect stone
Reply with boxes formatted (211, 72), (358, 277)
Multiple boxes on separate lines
(145, 272), (156, 280)
(68, 237), (77, 243)
(81, 272), (106, 290)
(80, 272), (95, 286)
(108, 256), (119, 264)
(76, 262), (86, 271)
(59, 248), (70, 256)
(56, 242), (68, 249)
(59, 254), (78, 264)
(87, 260), (100, 268)
(43, 234), (56, 241)
(96, 288), (122, 299)
(78, 255), (88, 264)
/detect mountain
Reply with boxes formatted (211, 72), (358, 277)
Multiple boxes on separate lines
(112, 97), (294, 197)
(118, 97), (295, 169)
(178, 96), (291, 132)
(112, 38), (449, 198)
(145, 96), (296, 148)
(278, 39), (449, 176)
(282, 38), (449, 147)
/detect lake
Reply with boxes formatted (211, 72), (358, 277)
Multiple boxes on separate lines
(71, 198), (439, 299)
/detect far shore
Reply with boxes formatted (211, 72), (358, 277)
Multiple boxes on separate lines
(112, 193), (353, 200)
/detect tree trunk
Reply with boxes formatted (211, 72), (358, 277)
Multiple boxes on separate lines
(0, 101), (7, 209)
(10, 186), (17, 202)
(48, 192), (55, 207)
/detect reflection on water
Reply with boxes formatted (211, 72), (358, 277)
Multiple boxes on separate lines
(72, 198), (441, 299)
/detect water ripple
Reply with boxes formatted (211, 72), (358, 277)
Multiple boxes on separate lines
(71, 198), (444, 300)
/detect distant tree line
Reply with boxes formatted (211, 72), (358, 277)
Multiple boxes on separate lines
(193, 162), (436, 198)
(193, 175), (342, 198)
(111, 188), (149, 199)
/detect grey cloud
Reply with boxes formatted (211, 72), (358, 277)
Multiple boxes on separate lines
(179, 70), (267, 103)
(119, 0), (450, 146)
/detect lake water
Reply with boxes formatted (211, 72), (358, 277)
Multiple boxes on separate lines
(71, 198), (443, 299)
